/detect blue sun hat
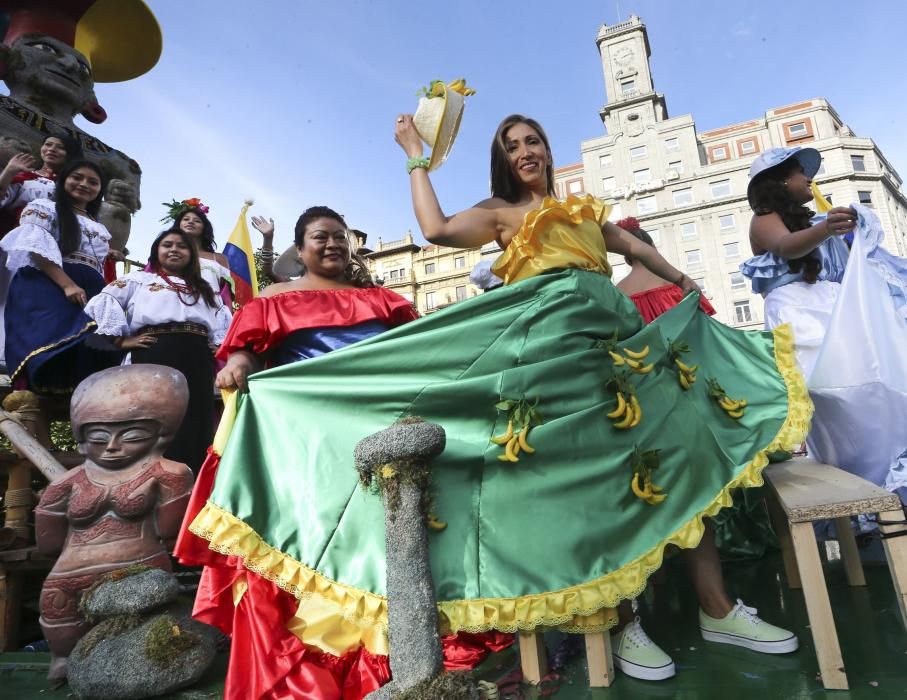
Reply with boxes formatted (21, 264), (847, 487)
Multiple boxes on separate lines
(747, 146), (821, 204)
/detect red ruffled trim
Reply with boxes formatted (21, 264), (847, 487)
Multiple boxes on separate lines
(630, 284), (716, 324)
(216, 287), (418, 360)
(178, 449), (513, 699)
(12, 170), (42, 184)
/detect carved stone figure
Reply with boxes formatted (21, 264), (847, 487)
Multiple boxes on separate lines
(35, 364), (194, 682)
(0, 1), (163, 251)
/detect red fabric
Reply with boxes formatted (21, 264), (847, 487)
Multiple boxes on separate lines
(441, 631), (514, 671)
(630, 283), (716, 324)
(217, 287), (418, 360)
(174, 447), (223, 567)
(103, 256), (117, 283)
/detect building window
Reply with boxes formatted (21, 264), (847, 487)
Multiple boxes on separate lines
(673, 187), (693, 206)
(822, 193), (833, 204)
(567, 179), (584, 194)
(739, 139), (757, 155)
(633, 168), (650, 185)
(648, 228), (660, 245)
(723, 241), (740, 259)
(711, 146), (728, 161)
(730, 271), (746, 289)
(602, 176), (616, 193)
(424, 262), (436, 274)
(668, 160), (683, 174)
(710, 179), (732, 198)
(692, 276), (707, 295)
(718, 213), (736, 230)
(637, 195), (657, 215)
(454, 256), (465, 269)
(630, 145), (647, 159)
(686, 249), (703, 266)
(815, 162), (826, 176)
(610, 202), (623, 220)
(858, 191), (873, 205)
(680, 222), (697, 239)
(851, 154), (866, 172)
(389, 269), (399, 279)
(784, 120), (814, 143)
(665, 137), (679, 151)
(788, 122), (808, 138)
(425, 291), (436, 309)
(600, 154), (613, 168)
(455, 285), (467, 301)
(734, 300), (753, 324)
(620, 78), (636, 94)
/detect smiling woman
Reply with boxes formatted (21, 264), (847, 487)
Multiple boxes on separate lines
(84, 229), (232, 473)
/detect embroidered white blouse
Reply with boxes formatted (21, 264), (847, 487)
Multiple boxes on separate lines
(0, 174), (55, 211)
(200, 256), (231, 295)
(0, 198), (110, 274)
(84, 271), (233, 346)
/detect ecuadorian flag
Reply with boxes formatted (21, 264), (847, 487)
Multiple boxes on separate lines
(223, 200), (259, 307)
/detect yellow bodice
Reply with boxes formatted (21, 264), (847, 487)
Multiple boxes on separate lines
(491, 195), (613, 285)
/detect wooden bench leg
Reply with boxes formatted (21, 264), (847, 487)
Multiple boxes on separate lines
(584, 632), (614, 687)
(766, 492), (801, 589)
(790, 521), (848, 690)
(879, 509), (907, 632)
(518, 631), (547, 684)
(834, 516), (866, 587)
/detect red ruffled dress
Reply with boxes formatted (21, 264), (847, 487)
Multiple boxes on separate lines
(630, 283), (716, 323)
(175, 286), (510, 700)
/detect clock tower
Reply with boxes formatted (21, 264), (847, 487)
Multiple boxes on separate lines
(596, 15), (668, 135)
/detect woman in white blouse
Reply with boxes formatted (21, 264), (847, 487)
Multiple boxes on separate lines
(0, 159), (117, 391)
(85, 229), (232, 473)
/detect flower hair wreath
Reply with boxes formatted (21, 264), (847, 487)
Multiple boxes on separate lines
(160, 197), (210, 223)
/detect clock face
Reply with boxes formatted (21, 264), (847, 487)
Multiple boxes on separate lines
(615, 46), (634, 66)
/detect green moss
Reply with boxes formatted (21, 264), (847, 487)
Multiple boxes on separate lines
(78, 614), (142, 656)
(396, 673), (479, 700)
(144, 615), (198, 667)
(78, 564), (153, 621)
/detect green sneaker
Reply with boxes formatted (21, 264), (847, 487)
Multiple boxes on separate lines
(700, 599), (799, 653)
(611, 617), (676, 681)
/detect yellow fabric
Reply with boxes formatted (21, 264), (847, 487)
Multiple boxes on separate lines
(213, 390), (239, 456)
(191, 320), (810, 655)
(232, 574), (248, 606)
(491, 194), (613, 285)
(811, 181), (834, 214)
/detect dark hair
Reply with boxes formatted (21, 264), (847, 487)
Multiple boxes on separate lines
(615, 217), (654, 265)
(42, 133), (83, 163)
(748, 159), (820, 283)
(490, 114), (556, 202)
(54, 159), (106, 257)
(293, 206), (373, 287)
(172, 208), (216, 253)
(148, 229), (218, 308)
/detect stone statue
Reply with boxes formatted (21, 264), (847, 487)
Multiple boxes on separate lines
(0, 1), (163, 251)
(35, 364), (194, 682)
(355, 418), (486, 700)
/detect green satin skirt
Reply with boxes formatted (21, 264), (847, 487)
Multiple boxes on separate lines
(194, 269), (809, 638)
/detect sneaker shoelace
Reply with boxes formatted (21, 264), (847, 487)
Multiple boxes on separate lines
(731, 599), (761, 626)
(622, 617), (657, 650)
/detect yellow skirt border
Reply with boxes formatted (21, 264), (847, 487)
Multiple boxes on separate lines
(189, 322), (811, 645)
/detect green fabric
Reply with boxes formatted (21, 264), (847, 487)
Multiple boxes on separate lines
(210, 269), (794, 603)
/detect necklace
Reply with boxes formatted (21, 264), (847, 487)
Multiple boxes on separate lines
(158, 270), (200, 306)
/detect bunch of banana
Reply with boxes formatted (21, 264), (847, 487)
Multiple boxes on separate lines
(608, 344), (654, 374)
(629, 446), (667, 504)
(707, 378), (748, 419)
(447, 78), (477, 96)
(491, 398), (542, 463)
(426, 513), (448, 531)
(675, 358), (698, 390)
(606, 390), (642, 429)
(630, 472), (667, 504)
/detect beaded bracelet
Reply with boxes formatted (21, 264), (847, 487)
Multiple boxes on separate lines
(406, 156), (431, 174)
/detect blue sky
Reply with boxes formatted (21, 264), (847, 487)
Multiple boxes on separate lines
(86, 0), (907, 260)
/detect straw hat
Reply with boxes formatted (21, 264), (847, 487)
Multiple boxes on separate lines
(412, 79), (475, 171)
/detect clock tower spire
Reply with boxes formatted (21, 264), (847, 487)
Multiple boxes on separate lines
(596, 15), (668, 135)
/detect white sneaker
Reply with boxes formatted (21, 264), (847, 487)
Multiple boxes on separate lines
(700, 599), (799, 654)
(610, 617), (676, 681)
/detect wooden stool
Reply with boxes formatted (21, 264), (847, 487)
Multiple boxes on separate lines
(519, 630), (614, 687)
(764, 457), (907, 690)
